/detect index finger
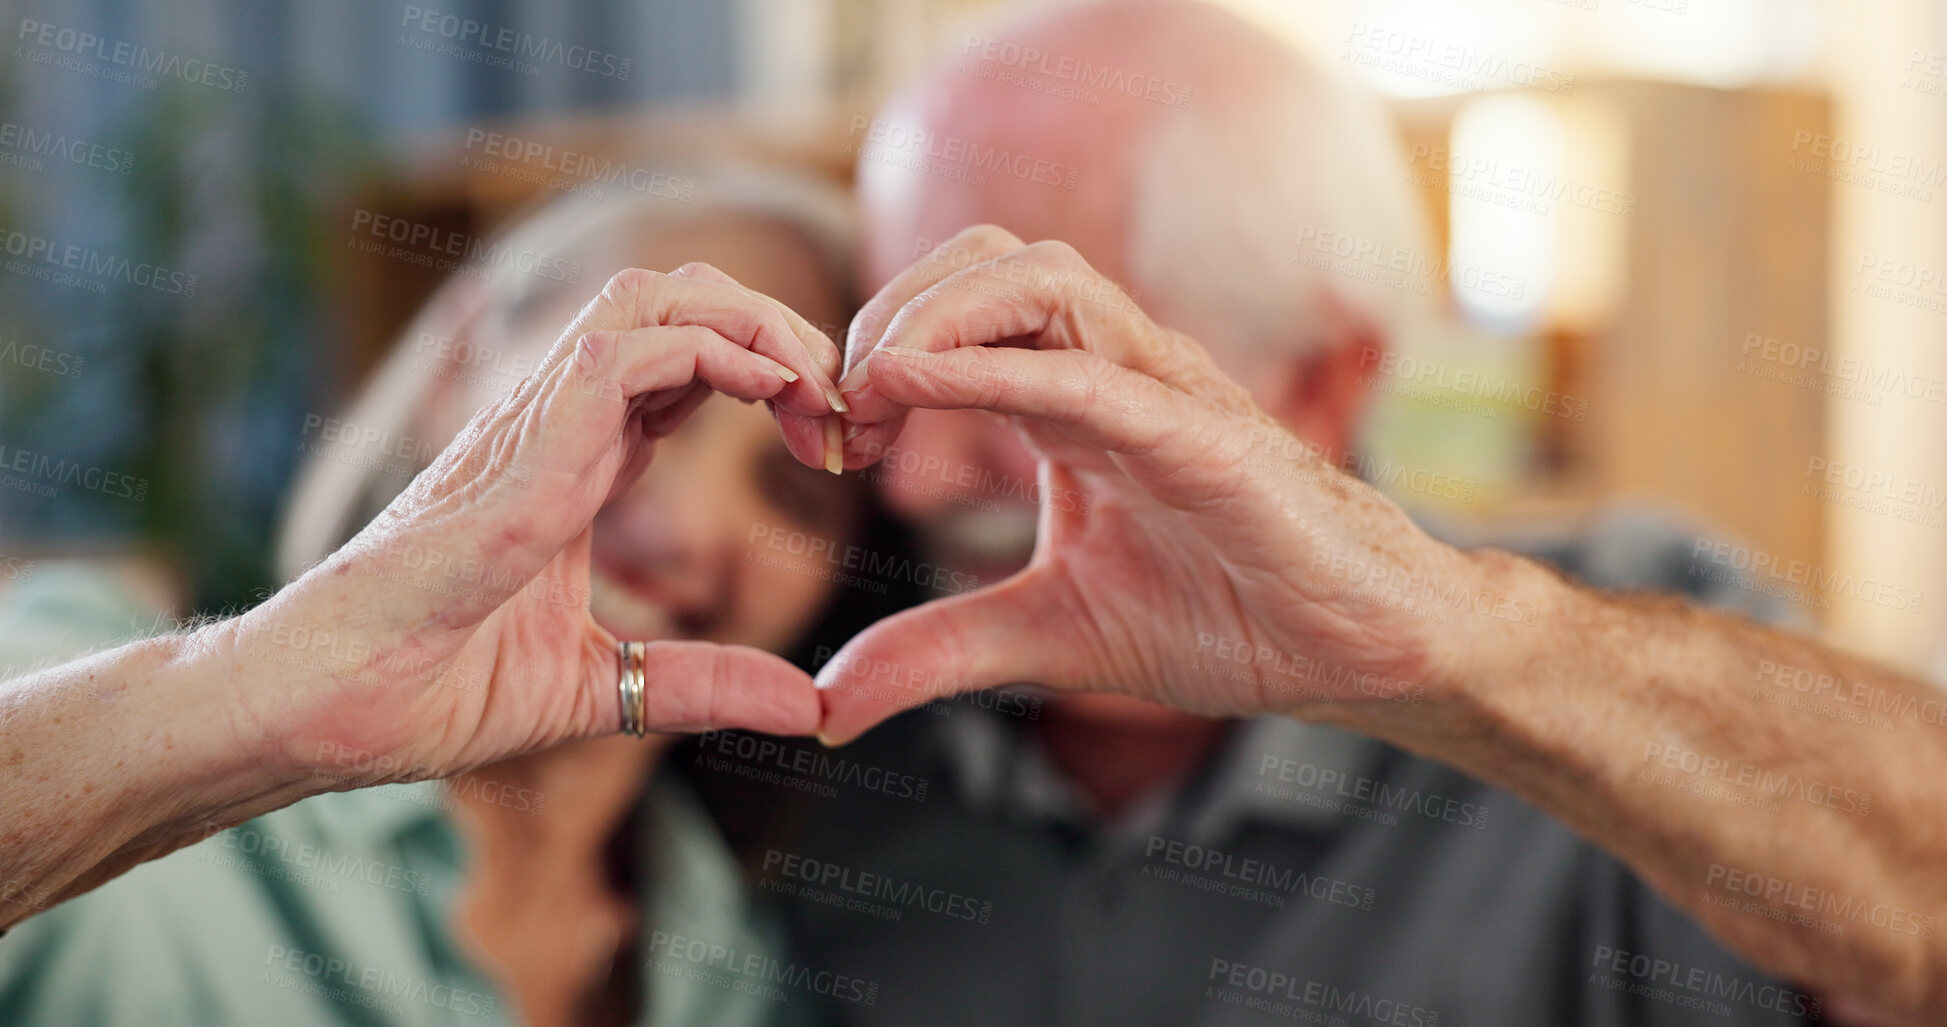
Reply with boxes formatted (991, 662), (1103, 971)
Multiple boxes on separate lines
(664, 261), (850, 473)
(835, 226), (1026, 466)
(538, 268), (835, 421)
(837, 238), (1172, 469)
(842, 224), (1026, 386)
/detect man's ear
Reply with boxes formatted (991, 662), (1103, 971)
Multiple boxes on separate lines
(1257, 307), (1385, 464)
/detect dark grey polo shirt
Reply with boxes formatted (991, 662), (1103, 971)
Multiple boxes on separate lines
(724, 509), (1823, 1026)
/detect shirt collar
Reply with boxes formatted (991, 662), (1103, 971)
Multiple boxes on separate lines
(1179, 714), (1386, 844)
(930, 703), (1386, 847)
(936, 704), (1098, 829)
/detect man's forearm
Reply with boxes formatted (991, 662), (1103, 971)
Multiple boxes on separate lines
(1321, 549), (1947, 1021)
(0, 619), (321, 929)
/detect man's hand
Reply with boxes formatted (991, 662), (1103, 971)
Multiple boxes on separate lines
(816, 226), (1517, 742)
(818, 227), (1947, 1022)
(235, 264), (845, 786)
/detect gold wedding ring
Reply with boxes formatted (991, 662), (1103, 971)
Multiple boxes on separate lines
(618, 640), (648, 737)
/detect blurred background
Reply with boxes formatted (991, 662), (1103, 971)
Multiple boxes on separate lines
(2, 0), (1946, 675)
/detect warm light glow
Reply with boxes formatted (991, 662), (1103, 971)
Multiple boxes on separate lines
(1446, 95), (1561, 328)
(1209, 0), (1821, 98)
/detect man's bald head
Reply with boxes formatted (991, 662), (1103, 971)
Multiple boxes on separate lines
(857, 0), (1430, 369)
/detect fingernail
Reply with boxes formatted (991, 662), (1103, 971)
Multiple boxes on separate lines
(842, 382), (876, 410)
(748, 351), (800, 383)
(878, 346), (930, 360)
(823, 416), (844, 475)
(823, 384), (850, 414)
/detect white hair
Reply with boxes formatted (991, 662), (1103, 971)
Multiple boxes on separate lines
(1126, 44), (1435, 363)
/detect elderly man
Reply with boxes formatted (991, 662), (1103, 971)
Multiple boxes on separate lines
(737, 3), (1945, 1026)
(5, 4), (1939, 1025)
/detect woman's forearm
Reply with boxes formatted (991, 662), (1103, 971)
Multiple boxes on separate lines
(0, 617), (322, 929)
(0, 268), (839, 931)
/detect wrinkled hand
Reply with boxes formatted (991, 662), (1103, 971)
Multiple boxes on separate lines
(816, 226), (1500, 743)
(232, 265), (845, 786)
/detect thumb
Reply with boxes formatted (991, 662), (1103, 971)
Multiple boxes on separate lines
(636, 641), (824, 737)
(815, 571), (1069, 745)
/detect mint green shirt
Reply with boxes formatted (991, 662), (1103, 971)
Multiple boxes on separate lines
(0, 775), (788, 1026)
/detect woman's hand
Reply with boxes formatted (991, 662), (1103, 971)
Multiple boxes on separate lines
(233, 264), (847, 788)
(0, 264), (850, 928)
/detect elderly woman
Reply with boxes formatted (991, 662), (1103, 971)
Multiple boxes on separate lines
(0, 166), (893, 1026)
